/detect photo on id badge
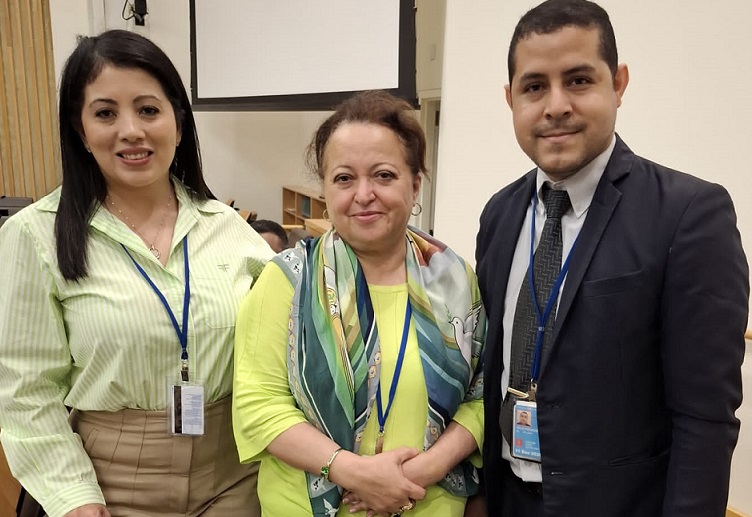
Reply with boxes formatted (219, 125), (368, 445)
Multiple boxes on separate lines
(513, 400), (540, 462)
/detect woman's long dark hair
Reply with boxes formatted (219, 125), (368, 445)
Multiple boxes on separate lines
(56, 29), (212, 281)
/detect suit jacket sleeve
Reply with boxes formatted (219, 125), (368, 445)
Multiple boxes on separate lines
(660, 182), (748, 516)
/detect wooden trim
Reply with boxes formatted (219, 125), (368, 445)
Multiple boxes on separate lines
(727, 507), (751, 517)
(0, 0), (59, 201)
(9, 1), (32, 196)
(745, 329), (751, 341)
(0, 1), (12, 196)
(40, 0), (61, 191)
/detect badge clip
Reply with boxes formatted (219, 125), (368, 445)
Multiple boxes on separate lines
(508, 383), (537, 402)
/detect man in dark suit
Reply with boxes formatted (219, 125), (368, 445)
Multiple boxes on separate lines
(476, 1), (749, 516)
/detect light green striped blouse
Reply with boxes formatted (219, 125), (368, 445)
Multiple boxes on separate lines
(0, 183), (274, 517)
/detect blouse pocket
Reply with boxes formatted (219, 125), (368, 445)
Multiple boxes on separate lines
(191, 257), (253, 329)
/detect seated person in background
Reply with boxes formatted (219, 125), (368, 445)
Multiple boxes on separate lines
(250, 219), (289, 252)
(287, 226), (313, 245)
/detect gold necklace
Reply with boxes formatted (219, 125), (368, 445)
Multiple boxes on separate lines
(105, 195), (173, 260)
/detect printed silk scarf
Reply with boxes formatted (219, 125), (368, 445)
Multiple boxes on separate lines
(272, 227), (486, 516)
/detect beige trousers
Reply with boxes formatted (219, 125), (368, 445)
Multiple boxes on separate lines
(70, 397), (260, 517)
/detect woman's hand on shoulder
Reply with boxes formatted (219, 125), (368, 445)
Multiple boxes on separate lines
(64, 504), (110, 517)
(333, 447), (425, 515)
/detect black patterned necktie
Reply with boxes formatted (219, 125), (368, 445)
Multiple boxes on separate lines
(501, 185), (571, 445)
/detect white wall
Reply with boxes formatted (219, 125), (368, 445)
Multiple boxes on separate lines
(49, 0), (328, 222)
(194, 111), (327, 212)
(435, 1), (752, 296)
(433, 0), (508, 261)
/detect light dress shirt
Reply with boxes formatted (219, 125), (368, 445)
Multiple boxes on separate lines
(0, 182), (274, 517)
(500, 136), (616, 482)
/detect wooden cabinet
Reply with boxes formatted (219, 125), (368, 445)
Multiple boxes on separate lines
(282, 185), (326, 226)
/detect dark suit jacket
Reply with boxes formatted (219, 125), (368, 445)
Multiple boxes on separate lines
(476, 137), (749, 517)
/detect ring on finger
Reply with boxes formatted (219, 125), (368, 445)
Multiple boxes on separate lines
(399, 498), (416, 513)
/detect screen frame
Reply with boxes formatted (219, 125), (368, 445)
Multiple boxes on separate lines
(189, 1), (417, 111)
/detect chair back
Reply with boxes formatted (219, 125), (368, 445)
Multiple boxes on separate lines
(0, 196), (33, 217)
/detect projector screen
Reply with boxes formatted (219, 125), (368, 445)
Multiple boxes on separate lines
(189, 0), (416, 110)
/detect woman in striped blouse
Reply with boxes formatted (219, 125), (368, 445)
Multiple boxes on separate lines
(0, 30), (273, 517)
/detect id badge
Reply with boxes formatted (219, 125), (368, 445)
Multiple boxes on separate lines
(168, 382), (205, 436)
(512, 400), (541, 462)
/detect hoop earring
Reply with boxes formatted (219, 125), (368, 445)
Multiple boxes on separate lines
(411, 202), (423, 216)
(322, 209), (330, 221)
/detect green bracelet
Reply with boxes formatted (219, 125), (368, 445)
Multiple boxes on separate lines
(321, 447), (344, 481)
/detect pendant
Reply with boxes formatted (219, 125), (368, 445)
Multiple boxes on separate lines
(149, 245), (161, 260)
(375, 431), (385, 454)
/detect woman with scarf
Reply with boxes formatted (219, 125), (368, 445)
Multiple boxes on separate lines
(233, 90), (485, 517)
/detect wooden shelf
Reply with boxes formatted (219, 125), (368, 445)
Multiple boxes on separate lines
(305, 218), (333, 236)
(282, 185), (326, 226)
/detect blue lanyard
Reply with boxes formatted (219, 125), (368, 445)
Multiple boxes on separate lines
(122, 237), (191, 381)
(376, 299), (412, 434)
(528, 193), (577, 384)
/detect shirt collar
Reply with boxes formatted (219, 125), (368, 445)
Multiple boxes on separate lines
(36, 179), (222, 215)
(535, 135), (616, 218)
(35, 188), (61, 213)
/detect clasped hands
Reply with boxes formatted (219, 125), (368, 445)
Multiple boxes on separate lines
(334, 446), (437, 517)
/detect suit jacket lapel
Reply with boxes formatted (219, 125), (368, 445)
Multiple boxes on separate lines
(540, 137), (634, 375)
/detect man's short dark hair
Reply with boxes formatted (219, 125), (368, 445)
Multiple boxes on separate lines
(508, 0), (618, 83)
(250, 219), (289, 248)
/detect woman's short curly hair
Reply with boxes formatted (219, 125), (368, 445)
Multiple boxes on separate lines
(305, 90), (427, 180)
